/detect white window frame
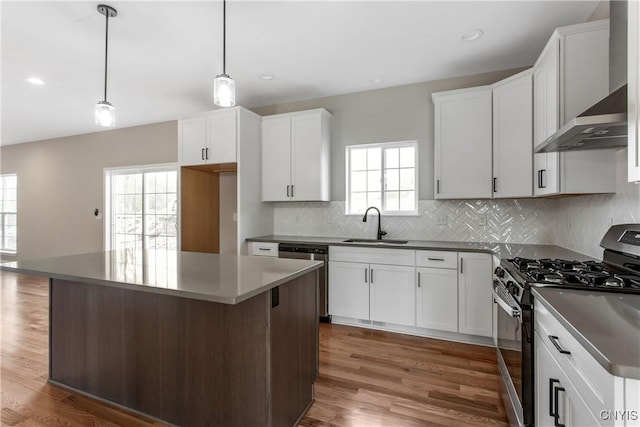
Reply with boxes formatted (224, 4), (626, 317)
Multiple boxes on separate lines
(0, 174), (18, 254)
(345, 140), (419, 216)
(104, 163), (179, 251)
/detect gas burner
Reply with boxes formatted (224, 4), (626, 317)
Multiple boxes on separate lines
(615, 275), (640, 288)
(603, 277), (625, 288)
(558, 270), (583, 283)
(578, 271), (611, 286)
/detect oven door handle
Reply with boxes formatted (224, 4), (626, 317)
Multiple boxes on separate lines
(493, 284), (521, 318)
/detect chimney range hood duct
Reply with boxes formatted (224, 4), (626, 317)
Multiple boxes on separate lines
(534, 1), (628, 154)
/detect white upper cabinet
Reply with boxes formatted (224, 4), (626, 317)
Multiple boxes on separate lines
(433, 86), (493, 199)
(533, 20), (616, 195)
(178, 108), (238, 165)
(492, 69), (533, 198)
(629, 0), (640, 183)
(262, 109), (331, 202)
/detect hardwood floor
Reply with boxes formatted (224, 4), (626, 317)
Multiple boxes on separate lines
(1, 271), (508, 426)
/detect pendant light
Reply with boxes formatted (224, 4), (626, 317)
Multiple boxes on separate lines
(95, 4), (117, 127)
(213, 0), (235, 107)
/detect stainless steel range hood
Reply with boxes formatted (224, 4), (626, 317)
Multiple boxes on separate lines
(534, 1), (628, 153)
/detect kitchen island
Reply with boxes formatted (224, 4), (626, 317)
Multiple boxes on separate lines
(1, 250), (322, 427)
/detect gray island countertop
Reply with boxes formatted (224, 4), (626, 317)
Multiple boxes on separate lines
(1, 250), (322, 304)
(533, 287), (640, 379)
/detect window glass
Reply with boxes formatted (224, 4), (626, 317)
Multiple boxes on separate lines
(346, 142), (418, 215)
(0, 174), (17, 253)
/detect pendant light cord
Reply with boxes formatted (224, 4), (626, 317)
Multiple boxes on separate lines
(222, 0), (226, 75)
(104, 11), (110, 102)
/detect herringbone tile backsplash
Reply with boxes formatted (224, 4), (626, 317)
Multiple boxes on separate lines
(273, 199), (558, 246)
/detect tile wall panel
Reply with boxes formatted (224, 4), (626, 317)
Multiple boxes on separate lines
(273, 199), (558, 245)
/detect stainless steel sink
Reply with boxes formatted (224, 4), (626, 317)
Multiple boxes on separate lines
(342, 238), (409, 245)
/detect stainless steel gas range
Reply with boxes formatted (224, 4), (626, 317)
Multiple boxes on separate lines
(493, 224), (640, 427)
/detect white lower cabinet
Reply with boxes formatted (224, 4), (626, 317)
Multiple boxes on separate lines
(329, 246), (493, 341)
(369, 264), (416, 325)
(328, 261), (370, 320)
(416, 267), (458, 332)
(328, 260), (415, 325)
(458, 252), (493, 337)
(535, 331), (601, 427)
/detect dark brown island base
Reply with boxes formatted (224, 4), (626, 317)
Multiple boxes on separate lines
(2, 250), (322, 427)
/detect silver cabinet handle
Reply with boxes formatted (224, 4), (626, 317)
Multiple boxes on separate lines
(417, 272), (421, 288)
(201, 148), (205, 161)
(540, 169), (547, 189)
(364, 268), (368, 283)
(258, 248), (270, 251)
(205, 147), (209, 160)
(370, 269), (374, 283)
(291, 185), (294, 197)
(436, 179), (440, 194)
(427, 257), (445, 261)
(286, 185), (290, 197)
(460, 258), (464, 274)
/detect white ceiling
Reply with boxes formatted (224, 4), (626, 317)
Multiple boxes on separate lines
(1, 0), (600, 146)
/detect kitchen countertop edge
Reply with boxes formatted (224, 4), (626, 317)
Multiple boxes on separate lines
(1, 255), (323, 305)
(532, 287), (640, 380)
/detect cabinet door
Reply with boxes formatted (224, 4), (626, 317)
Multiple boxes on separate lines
(369, 264), (415, 326)
(179, 116), (207, 165)
(630, 0), (640, 183)
(262, 116), (292, 201)
(207, 109), (237, 164)
(458, 252), (492, 337)
(328, 261), (369, 320)
(492, 71), (533, 198)
(535, 332), (602, 427)
(416, 267), (458, 332)
(433, 87), (493, 199)
(291, 112), (323, 201)
(533, 39), (560, 196)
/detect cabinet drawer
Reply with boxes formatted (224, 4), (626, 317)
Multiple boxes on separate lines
(415, 250), (457, 269)
(249, 242), (279, 257)
(329, 246), (415, 266)
(535, 301), (614, 422)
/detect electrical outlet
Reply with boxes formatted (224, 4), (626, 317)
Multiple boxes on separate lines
(436, 214), (447, 225)
(479, 214), (487, 226)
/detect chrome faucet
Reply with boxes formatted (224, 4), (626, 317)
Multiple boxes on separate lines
(363, 207), (387, 241)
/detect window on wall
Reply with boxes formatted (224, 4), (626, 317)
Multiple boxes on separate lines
(346, 141), (418, 215)
(0, 174), (17, 253)
(105, 166), (178, 253)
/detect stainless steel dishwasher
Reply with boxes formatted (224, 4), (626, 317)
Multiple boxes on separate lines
(278, 243), (330, 322)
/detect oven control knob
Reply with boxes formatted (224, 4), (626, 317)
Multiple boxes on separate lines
(506, 281), (517, 295)
(494, 267), (505, 278)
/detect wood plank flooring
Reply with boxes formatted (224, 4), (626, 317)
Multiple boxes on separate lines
(1, 271), (508, 426)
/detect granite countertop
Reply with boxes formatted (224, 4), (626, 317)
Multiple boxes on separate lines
(0, 250), (322, 305)
(533, 288), (640, 379)
(247, 235), (596, 261)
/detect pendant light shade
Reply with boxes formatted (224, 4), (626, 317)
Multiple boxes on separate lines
(95, 101), (116, 127)
(96, 4), (117, 127)
(214, 0), (235, 107)
(214, 74), (235, 107)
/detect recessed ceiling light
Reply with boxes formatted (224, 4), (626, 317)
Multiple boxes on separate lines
(461, 28), (484, 42)
(259, 73), (275, 80)
(26, 77), (45, 85)
(370, 76), (385, 84)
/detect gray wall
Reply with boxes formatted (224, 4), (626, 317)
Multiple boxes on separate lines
(0, 121), (176, 261)
(252, 68), (525, 201)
